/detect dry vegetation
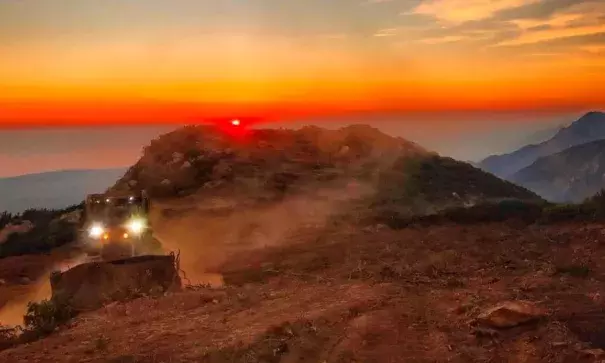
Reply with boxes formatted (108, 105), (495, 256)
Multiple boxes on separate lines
(3, 216), (605, 362)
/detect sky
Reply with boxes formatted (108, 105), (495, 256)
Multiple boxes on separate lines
(0, 0), (604, 175)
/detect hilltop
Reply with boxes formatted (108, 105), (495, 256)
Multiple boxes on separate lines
(110, 124), (540, 215)
(479, 112), (605, 179)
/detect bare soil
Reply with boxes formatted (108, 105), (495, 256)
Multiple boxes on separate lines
(3, 219), (605, 362)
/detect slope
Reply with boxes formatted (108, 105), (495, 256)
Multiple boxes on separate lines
(479, 111), (605, 179)
(4, 218), (605, 362)
(511, 139), (605, 203)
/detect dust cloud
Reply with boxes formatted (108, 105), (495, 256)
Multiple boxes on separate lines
(151, 180), (374, 287)
(0, 253), (87, 327)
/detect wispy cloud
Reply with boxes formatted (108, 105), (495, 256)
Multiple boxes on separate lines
(497, 23), (605, 46)
(373, 28), (399, 37)
(409, 0), (541, 24)
(417, 35), (469, 44)
(509, 13), (584, 30)
(496, 8), (605, 46)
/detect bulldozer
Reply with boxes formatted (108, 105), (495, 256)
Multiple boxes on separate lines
(47, 190), (181, 314)
(78, 190), (162, 261)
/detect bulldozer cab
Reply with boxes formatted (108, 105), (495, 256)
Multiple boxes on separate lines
(83, 191), (150, 227)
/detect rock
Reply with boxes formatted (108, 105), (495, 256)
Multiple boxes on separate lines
(203, 180), (222, 189)
(128, 180), (138, 187)
(472, 327), (499, 337)
(336, 145), (350, 156)
(171, 152), (184, 164)
(451, 302), (472, 315)
(580, 348), (605, 359)
(212, 161), (232, 178)
(160, 179), (171, 186)
(476, 300), (546, 329)
(181, 161), (191, 169)
(19, 276), (31, 285)
(0, 278), (6, 286)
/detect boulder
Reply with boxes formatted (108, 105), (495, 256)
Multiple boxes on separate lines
(476, 300), (546, 329)
(579, 348), (605, 359)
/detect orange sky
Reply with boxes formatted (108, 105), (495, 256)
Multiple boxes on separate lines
(1, 0), (604, 127)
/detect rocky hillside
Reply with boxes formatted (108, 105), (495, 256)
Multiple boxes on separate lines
(479, 111), (605, 179)
(511, 139), (605, 203)
(110, 124), (541, 215)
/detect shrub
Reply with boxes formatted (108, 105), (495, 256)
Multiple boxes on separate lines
(376, 200), (546, 229)
(0, 212), (13, 229)
(0, 326), (20, 351)
(22, 298), (75, 337)
(555, 264), (591, 278)
(0, 205), (80, 259)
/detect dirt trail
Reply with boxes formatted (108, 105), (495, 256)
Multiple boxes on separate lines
(150, 182), (372, 287)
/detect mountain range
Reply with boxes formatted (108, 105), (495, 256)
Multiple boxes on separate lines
(0, 168), (127, 214)
(479, 111), (605, 202)
(510, 139), (605, 202)
(479, 112), (605, 179)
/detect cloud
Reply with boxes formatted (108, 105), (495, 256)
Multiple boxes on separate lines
(496, 8), (605, 46)
(509, 13), (584, 30)
(417, 35), (469, 44)
(409, 0), (541, 24)
(373, 28), (399, 37)
(497, 24), (605, 46)
(403, 0), (605, 53)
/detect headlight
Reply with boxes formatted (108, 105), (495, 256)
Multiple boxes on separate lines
(127, 218), (145, 235)
(88, 224), (104, 238)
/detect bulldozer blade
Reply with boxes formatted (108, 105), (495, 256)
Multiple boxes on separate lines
(49, 254), (182, 313)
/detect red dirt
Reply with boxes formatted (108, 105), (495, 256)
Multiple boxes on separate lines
(2, 220), (605, 362)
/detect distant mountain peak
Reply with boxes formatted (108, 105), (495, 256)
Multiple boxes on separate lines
(567, 111), (605, 130)
(478, 111), (605, 179)
(582, 111), (605, 118)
